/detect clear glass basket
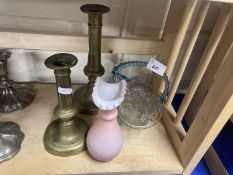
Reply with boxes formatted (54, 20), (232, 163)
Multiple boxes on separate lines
(112, 61), (169, 129)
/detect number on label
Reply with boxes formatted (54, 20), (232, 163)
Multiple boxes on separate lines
(152, 65), (159, 70)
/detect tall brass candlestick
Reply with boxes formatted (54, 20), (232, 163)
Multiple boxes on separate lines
(43, 53), (88, 156)
(74, 4), (110, 115)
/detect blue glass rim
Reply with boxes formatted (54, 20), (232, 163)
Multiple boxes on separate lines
(112, 61), (169, 107)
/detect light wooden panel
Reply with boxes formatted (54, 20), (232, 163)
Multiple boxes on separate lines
(159, 0), (198, 92)
(162, 108), (182, 153)
(0, 0), (222, 40)
(0, 0), (171, 39)
(0, 0), (125, 36)
(0, 84), (183, 175)
(150, 0), (186, 91)
(174, 4), (232, 124)
(172, 3), (221, 92)
(159, 0), (172, 39)
(166, 1), (210, 105)
(185, 105), (229, 175)
(204, 147), (228, 175)
(0, 31), (162, 55)
(164, 105), (186, 137)
(180, 45), (233, 175)
(185, 15), (233, 123)
(123, 0), (170, 38)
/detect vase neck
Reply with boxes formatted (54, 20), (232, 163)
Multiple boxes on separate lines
(98, 108), (118, 121)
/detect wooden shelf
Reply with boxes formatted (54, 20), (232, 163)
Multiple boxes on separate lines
(0, 30), (161, 55)
(0, 84), (183, 175)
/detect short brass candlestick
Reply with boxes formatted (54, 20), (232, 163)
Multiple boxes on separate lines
(74, 4), (110, 115)
(43, 53), (88, 156)
(0, 49), (34, 113)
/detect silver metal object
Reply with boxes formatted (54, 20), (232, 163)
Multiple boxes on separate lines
(0, 121), (24, 163)
(0, 49), (35, 113)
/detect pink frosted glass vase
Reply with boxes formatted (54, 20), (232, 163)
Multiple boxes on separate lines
(86, 108), (123, 161)
(87, 77), (127, 161)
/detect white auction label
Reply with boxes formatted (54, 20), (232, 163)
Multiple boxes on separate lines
(146, 58), (167, 76)
(58, 87), (72, 95)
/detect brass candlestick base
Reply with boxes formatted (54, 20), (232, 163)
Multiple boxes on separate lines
(0, 49), (34, 113)
(43, 53), (88, 156)
(44, 117), (87, 156)
(74, 4), (110, 116)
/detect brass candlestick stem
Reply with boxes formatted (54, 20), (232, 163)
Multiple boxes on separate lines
(0, 49), (34, 113)
(74, 4), (110, 115)
(43, 53), (88, 156)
